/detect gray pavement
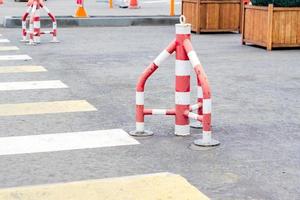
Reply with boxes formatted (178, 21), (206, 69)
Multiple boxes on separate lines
(0, 0), (181, 26)
(0, 26), (299, 200)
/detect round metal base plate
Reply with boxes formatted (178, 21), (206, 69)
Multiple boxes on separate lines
(193, 139), (220, 147)
(190, 121), (203, 129)
(129, 130), (153, 137)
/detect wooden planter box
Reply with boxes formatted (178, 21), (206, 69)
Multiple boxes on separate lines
(242, 4), (300, 50)
(182, 0), (242, 33)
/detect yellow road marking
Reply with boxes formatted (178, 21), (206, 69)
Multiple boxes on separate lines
(0, 100), (97, 116)
(0, 173), (210, 200)
(0, 46), (19, 51)
(0, 66), (47, 73)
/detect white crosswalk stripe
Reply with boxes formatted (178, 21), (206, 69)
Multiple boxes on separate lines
(0, 129), (139, 156)
(0, 80), (68, 91)
(0, 55), (32, 61)
(0, 100), (97, 116)
(0, 46), (19, 51)
(0, 39), (10, 43)
(0, 65), (47, 73)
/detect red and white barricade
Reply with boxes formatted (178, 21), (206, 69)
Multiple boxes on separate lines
(21, 0), (58, 45)
(130, 16), (220, 147)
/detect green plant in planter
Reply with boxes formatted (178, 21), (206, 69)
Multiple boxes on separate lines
(251, 0), (300, 7)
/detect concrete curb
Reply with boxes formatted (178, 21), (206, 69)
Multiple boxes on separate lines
(3, 15), (180, 28)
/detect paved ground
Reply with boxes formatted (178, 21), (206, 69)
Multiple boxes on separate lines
(0, 26), (299, 200)
(0, 0), (181, 25)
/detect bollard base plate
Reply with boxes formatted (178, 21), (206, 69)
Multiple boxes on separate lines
(129, 130), (153, 137)
(193, 138), (220, 147)
(50, 39), (60, 43)
(190, 121), (203, 129)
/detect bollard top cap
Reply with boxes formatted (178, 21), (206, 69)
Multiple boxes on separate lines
(176, 15), (191, 34)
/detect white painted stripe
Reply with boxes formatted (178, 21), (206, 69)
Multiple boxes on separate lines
(0, 55), (32, 61)
(153, 50), (170, 66)
(0, 46), (19, 51)
(188, 51), (201, 67)
(190, 103), (200, 111)
(175, 92), (190, 105)
(203, 99), (212, 114)
(0, 129), (139, 156)
(0, 100), (97, 116)
(197, 86), (203, 98)
(136, 122), (144, 132)
(187, 112), (198, 120)
(0, 80), (68, 91)
(175, 60), (191, 76)
(202, 131), (212, 143)
(136, 92), (144, 105)
(0, 39), (10, 43)
(0, 65), (47, 73)
(152, 109), (167, 115)
(43, 6), (50, 13)
(33, 23), (41, 29)
(174, 125), (190, 136)
(175, 24), (191, 34)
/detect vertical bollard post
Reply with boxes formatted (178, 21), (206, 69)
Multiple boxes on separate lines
(174, 21), (191, 136)
(33, 7), (40, 44)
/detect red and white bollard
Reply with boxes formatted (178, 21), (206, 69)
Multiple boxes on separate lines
(21, 0), (58, 45)
(130, 16), (220, 147)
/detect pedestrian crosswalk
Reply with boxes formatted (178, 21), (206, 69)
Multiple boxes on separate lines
(0, 33), (210, 199)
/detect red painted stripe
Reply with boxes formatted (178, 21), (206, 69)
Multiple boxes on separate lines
(166, 109), (175, 115)
(175, 76), (190, 92)
(175, 46), (189, 60)
(144, 109), (152, 115)
(136, 63), (158, 92)
(175, 105), (189, 125)
(197, 98), (203, 115)
(202, 114), (211, 131)
(183, 39), (193, 53)
(136, 105), (144, 122)
(166, 40), (176, 54)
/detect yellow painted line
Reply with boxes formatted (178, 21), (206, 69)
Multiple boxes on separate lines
(0, 65), (47, 73)
(0, 173), (210, 200)
(0, 100), (97, 116)
(0, 46), (19, 51)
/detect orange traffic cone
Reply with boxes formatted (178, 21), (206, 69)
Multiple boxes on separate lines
(75, 6), (88, 17)
(129, 0), (140, 9)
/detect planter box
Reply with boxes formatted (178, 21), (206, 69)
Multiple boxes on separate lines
(242, 4), (300, 50)
(182, 0), (242, 33)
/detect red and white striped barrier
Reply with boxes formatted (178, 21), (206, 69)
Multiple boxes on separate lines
(130, 16), (220, 147)
(21, 0), (58, 45)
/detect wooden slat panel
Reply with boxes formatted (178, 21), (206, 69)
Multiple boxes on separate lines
(206, 4), (220, 29)
(290, 11), (298, 44)
(284, 11), (292, 44)
(278, 11), (286, 44)
(272, 11), (280, 43)
(297, 11), (300, 43)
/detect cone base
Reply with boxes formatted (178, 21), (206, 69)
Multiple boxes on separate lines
(129, 5), (141, 9)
